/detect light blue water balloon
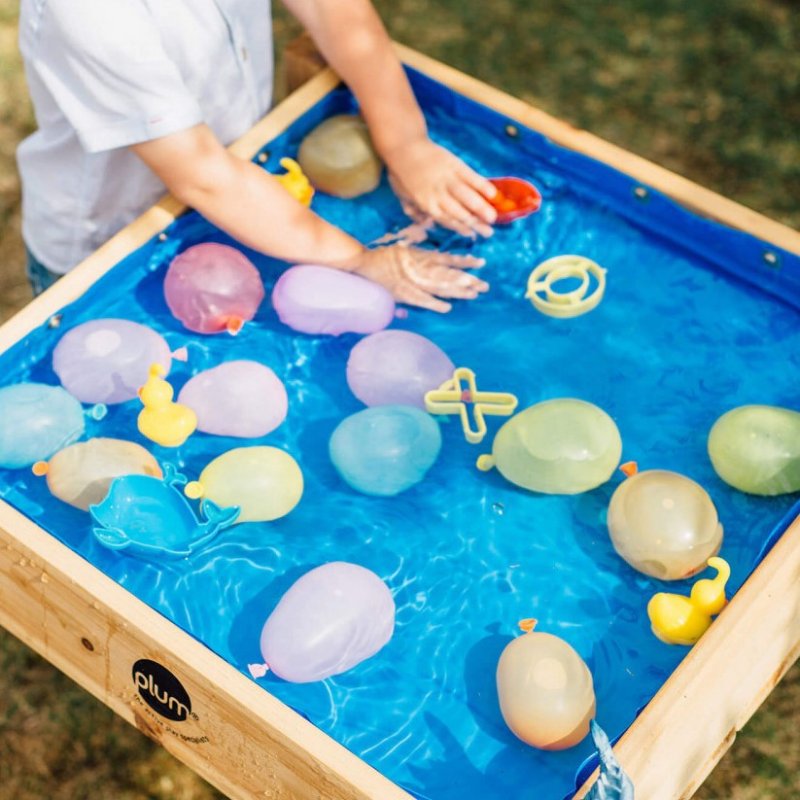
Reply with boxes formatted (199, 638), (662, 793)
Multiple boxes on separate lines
(0, 383), (85, 468)
(329, 405), (442, 496)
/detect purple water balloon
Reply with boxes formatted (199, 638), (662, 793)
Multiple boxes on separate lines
(258, 562), (395, 683)
(346, 330), (455, 408)
(53, 319), (171, 404)
(164, 243), (265, 334)
(272, 264), (395, 335)
(177, 360), (288, 438)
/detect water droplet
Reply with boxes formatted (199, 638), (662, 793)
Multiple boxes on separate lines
(47, 314), (62, 329)
(492, 502), (505, 516)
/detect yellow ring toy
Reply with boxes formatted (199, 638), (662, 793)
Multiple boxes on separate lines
(525, 255), (606, 318)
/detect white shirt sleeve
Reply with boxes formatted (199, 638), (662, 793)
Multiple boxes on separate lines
(26, 0), (205, 153)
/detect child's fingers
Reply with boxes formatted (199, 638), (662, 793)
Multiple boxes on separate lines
(424, 252), (486, 270)
(430, 200), (478, 238)
(449, 181), (497, 226)
(396, 284), (452, 313)
(457, 164), (498, 201)
(433, 198), (489, 239)
(408, 262), (489, 296)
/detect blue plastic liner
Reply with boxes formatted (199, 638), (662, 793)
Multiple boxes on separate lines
(0, 67), (798, 800)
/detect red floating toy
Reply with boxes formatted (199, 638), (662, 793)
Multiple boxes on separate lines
(488, 177), (542, 224)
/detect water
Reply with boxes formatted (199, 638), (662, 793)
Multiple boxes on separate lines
(1, 79), (799, 800)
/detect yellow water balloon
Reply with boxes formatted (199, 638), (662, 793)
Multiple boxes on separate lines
(607, 467), (723, 580)
(297, 115), (383, 198)
(186, 446), (303, 522)
(496, 620), (595, 750)
(708, 404), (800, 496)
(33, 438), (161, 511)
(477, 398), (622, 494)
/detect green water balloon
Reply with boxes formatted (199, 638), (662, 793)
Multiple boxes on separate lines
(708, 405), (800, 496)
(607, 469), (723, 580)
(477, 398), (622, 494)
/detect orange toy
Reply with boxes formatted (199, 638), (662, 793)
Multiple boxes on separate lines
(489, 177), (542, 223)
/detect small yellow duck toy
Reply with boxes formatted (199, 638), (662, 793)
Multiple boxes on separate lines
(276, 157), (314, 206)
(137, 364), (197, 448)
(647, 556), (730, 646)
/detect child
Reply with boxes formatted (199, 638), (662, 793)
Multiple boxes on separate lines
(18, 0), (498, 311)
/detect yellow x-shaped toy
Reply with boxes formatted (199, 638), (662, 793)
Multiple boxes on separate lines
(424, 367), (518, 444)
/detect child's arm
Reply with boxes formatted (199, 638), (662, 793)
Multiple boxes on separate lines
(282, 0), (498, 237)
(132, 124), (488, 312)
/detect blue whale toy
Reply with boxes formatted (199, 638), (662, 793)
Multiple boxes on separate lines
(90, 464), (240, 558)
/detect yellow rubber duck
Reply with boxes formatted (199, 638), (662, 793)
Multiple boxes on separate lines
(647, 556), (730, 646)
(276, 157), (314, 206)
(137, 364), (197, 448)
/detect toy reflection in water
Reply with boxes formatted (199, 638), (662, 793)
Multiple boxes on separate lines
(137, 364), (197, 448)
(607, 463), (723, 580)
(496, 619), (595, 750)
(33, 437), (161, 511)
(164, 243), (265, 335)
(648, 557), (730, 646)
(0, 383), (85, 468)
(52, 318), (172, 404)
(90, 464), (239, 558)
(708, 404), (800, 495)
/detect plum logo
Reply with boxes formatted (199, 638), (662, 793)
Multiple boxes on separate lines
(132, 659), (192, 722)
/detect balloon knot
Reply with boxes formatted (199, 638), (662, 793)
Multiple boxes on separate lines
(518, 618), (537, 633)
(184, 481), (204, 500)
(476, 454), (495, 472)
(171, 346), (189, 362)
(620, 460), (638, 478)
(32, 461), (49, 477)
(226, 316), (244, 335)
(248, 663), (270, 679)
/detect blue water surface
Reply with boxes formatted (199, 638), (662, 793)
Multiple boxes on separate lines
(1, 71), (800, 800)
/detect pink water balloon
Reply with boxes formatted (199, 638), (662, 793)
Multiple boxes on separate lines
(252, 562), (395, 683)
(272, 264), (395, 335)
(346, 330), (455, 408)
(52, 319), (171, 404)
(164, 243), (265, 334)
(177, 360), (288, 438)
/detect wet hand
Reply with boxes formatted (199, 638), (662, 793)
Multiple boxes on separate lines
(386, 138), (498, 238)
(348, 243), (489, 313)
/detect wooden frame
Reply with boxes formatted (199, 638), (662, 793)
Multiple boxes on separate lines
(1, 45), (799, 800)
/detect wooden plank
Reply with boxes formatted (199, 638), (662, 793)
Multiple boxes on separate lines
(0, 501), (412, 800)
(393, 43), (800, 257)
(575, 514), (800, 799)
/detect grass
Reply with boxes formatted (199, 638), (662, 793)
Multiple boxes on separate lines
(0, 1), (798, 798)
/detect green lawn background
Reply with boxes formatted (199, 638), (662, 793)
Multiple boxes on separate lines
(0, 1), (798, 797)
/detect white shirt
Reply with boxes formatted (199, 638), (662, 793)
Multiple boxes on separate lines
(18, 0), (274, 274)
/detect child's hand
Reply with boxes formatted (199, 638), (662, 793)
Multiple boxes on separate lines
(348, 244), (488, 313)
(386, 138), (498, 238)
